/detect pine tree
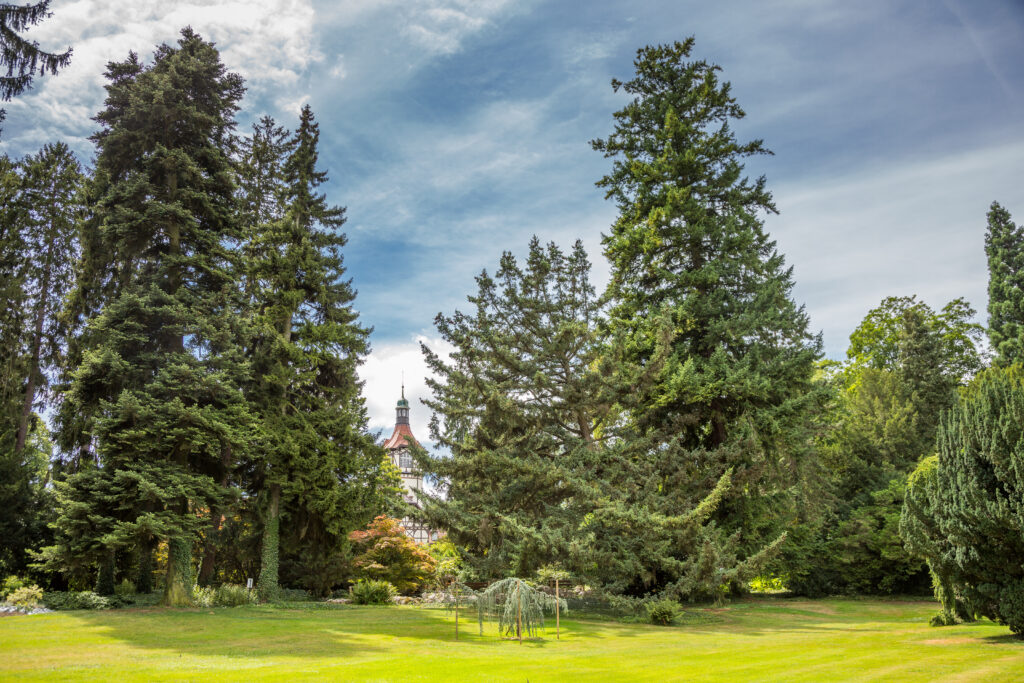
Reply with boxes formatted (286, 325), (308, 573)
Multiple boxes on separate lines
(985, 202), (1024, 366)
(246, 105), (398, 599)
(0, 2), (71, 131)
(49, 29), (250, 605)
(592, 39), (821, 555)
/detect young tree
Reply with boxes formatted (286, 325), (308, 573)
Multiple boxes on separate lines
(0, 2), (71, 130)
(246, 105), (398, 599)
(50, 29), (250, 605)
(593, 39), (821, 555)
(985, 202), (1023, 366)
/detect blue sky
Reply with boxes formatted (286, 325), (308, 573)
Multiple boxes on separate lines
(4, 0), (1024, 437)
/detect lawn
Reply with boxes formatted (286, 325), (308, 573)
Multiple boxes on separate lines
(1, 598), (1022, 681)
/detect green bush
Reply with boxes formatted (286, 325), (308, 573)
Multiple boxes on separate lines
(214, 584), (257, 607)
(2, 575), (27, 600)
(193, 585), (215, 608)
(278, 588), (312, 602)
(646, 598), (681, 625)
(350, 579), (397, 605)
(42, 591), (112, 610)
(7, 585), (43, 609)
(114, 579), (136, 597)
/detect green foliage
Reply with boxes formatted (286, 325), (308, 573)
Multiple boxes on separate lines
(42, 590), (112, 610)
(914, 366), (1024, 634)
(645, 598), (681, 625)
(114, 579), (136, 597)
(348, 516), (436, 594)
(783, 294), (983, 598)
(986, 202), (1024, 366)
(748, 575), (785, 593)
(242, 107), (399, 600)
(350, 579), (397, 605)
(477, 577), (560, 640)
(49, 28), (251, 608)
(6, 584), (42, 609)
(0, 1), (72, 127)
(900, 457), (973, 627)
(593, 39), (821, 567)
(1, 575), (26, 599)
(193, 584), (257, 608)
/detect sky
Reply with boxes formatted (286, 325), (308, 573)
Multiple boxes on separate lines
(3, 0), (1024, 441)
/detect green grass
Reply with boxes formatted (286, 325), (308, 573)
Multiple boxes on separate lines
(1, 598), (1022, 681)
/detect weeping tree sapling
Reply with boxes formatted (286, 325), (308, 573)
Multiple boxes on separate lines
(437, 577), (477, 641)
(478, 577), (564, 643)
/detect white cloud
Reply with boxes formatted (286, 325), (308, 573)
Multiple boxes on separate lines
(3, 0), (319, 155)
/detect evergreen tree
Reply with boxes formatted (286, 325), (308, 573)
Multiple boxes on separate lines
(927, 366), (1024, 633)
(419, 237), (768, 598)
(13, 142), (84, 454)
(593, 39), (821, 555)
(0, 1), (71, 131)
(985, 202), (1024, 366)
(48, 29), (250, 605)
(246, 105), (397, 599)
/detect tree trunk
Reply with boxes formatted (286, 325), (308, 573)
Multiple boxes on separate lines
(198, 444), (232, 586)
(136, 538), (154, 594)
(257, 483), (281, 602)
(555, 578), (560, 640)
(15, 266), (49, 453)
(164, 535), (194, 606)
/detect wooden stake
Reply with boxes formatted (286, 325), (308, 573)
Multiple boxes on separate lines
(455, 584), (459, 641)
(517, 581), (523, 644)
(555, 578), (560, 640)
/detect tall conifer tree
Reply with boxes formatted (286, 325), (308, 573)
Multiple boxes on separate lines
(985, 202), (1024, 366)
(49, 29), (249, 604)
(248, 105), (397, 599)
(0, 1), (71, 131)
(593, 40), (821, 555)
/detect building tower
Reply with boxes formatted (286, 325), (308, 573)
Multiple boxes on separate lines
(382, 385), (436, 544)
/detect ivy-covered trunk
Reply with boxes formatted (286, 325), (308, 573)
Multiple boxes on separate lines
(258, 483), (281, 602)
(164, 536), (194, 607)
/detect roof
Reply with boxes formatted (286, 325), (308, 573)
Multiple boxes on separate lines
(383, 422), (419, 450)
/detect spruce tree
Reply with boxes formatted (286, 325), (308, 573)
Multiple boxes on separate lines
(985, 202), (1024, 366)
(247, 105), (397, 599)
(593, 39), (821, 555)
(50, 29), (250, 605)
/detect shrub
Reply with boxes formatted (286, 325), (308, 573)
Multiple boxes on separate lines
(214, 584), (257, 607)
(2, 575), (27, 600)
(646, 598), (681, 625)
(7, 585), (43, 609)
(350, 579), (397, 605)
(348, 517), (436, 594)
(278, 588), (312, 602)
(42, 591), (112, 610)
(193, 585), (215, 608)
(114, 579), (136, 597)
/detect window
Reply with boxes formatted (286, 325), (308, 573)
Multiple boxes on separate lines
(399, 451), (413, 470)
